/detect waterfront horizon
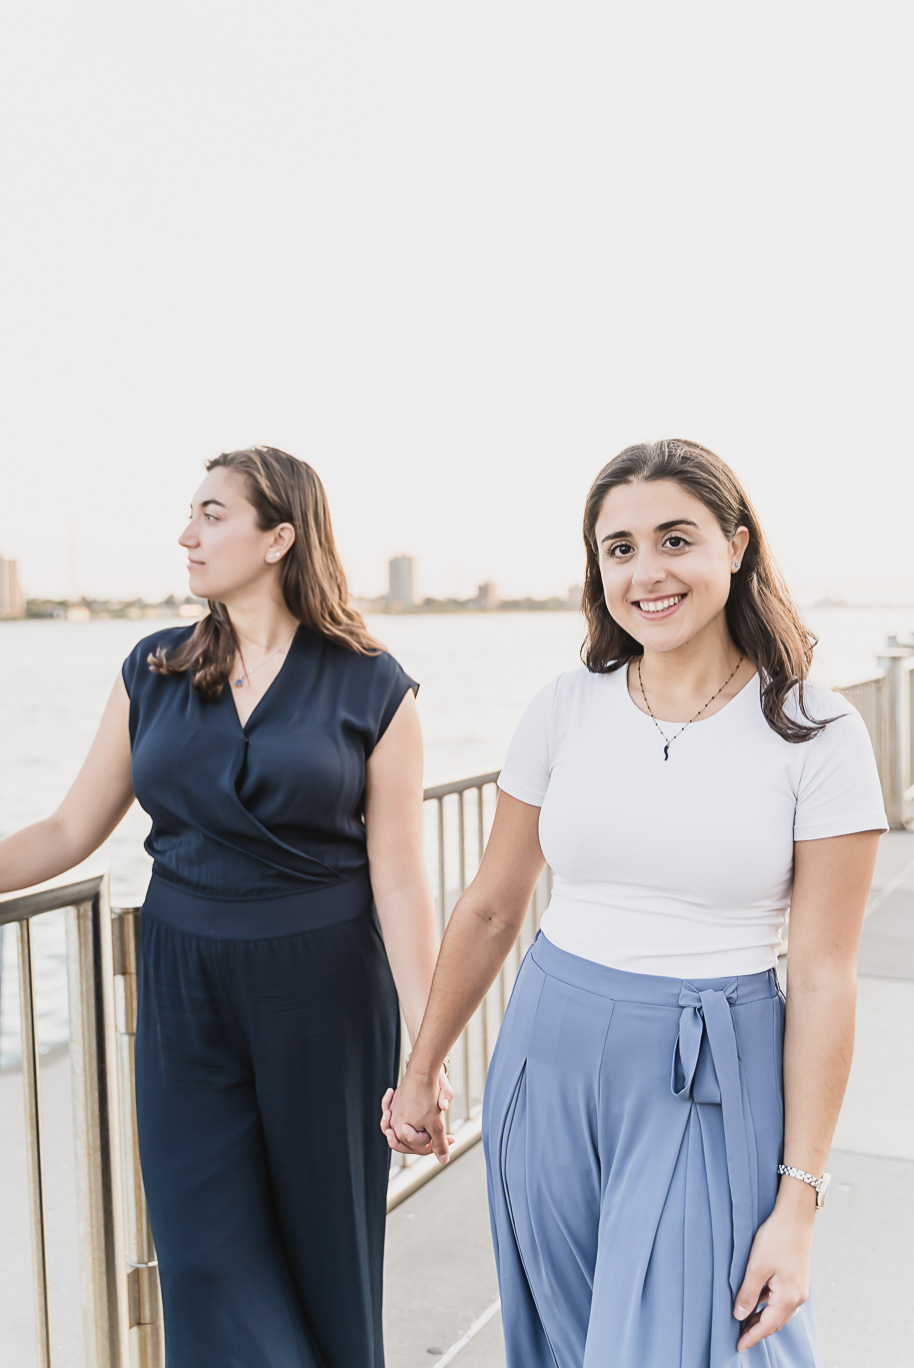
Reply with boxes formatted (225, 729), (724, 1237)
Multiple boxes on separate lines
(1, 606), (912, 1069)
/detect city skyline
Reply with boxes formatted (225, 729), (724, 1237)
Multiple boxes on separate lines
(8, 540), (914, 616)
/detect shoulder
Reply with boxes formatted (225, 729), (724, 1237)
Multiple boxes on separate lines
(786, 680), (887, 834)
(551, 662), (628, 708)
(350, 644), (412, 680)
(783, 677), (880, 784)
(318, 636), (417, 694)
(122, 625), (196, 693)
(308, 637), (418, 748)
(511, 664), (622, 738)
(515, 663), (626, 719)
(785, 679), (855, 727)
(128, 624), (197, 660)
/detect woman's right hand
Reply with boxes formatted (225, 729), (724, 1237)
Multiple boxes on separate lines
(377, 793), (546, 1165)
(380, 1068), (455, 1164)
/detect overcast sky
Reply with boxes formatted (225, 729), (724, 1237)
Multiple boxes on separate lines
(1, 2), (911, 604)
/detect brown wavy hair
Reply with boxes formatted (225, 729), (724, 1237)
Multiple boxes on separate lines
(150, 446), (384, 699)
(581, 439), (833, 742)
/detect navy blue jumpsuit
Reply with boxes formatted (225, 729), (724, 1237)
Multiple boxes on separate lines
(122, 623), (417, 1368)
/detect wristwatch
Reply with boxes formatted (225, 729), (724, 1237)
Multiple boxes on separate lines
(777, 1164), (831, 1210)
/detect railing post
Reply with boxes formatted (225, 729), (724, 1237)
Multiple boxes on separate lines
(17, 917), (54, 1368)
(112, 907), (165, 1368)
(877, 649), (913, 828)
(66, 882), (130, 1368)
(908, 664), (914, 827)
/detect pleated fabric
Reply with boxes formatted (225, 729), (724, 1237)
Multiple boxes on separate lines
(135, 874), (400, 1368)
(482, 933), (821, 1368)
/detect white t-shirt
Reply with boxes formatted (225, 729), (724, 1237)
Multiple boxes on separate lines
(498, 665), (888, 978)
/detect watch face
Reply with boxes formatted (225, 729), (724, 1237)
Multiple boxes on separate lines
(816, 1173), (831, 1209)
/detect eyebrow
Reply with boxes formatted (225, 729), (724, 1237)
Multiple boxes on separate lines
(599, 518), (700, 545)
(192, 498), (227, 511)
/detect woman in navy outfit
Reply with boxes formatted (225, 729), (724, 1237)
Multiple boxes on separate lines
(0, 446), (447, 1367)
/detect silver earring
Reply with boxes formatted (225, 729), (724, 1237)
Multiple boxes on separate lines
(732, 560), (739, 569)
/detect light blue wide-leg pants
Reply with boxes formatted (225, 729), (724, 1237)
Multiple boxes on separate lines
(482, 933), (821, 1368)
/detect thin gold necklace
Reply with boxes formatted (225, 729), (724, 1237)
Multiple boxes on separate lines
(637, 654), (743, 761)
(234, 630), (297, 689)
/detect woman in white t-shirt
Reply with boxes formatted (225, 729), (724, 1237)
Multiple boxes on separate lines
(382, 439), (886, 1367)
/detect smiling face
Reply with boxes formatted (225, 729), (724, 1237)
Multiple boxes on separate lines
(594, 478), (749, 656)
(178, 466), (294, 603)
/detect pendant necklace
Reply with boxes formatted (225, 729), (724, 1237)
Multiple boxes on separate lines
(234, 631), (297, 689)
(637, 654), (743, 760)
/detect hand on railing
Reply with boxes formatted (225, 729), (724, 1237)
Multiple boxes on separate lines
(380, 1066), (454, 1164)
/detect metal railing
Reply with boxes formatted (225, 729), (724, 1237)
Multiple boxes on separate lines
(1, 773), (547, 1367)
(110, 907), (163, 1367)
(387, 772), (550, 1209)
(838, 636), (914, 827)
(0, 870), (132, 1368)
(4, 635), (911, 1365)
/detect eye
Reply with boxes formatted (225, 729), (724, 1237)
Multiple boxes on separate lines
(204, 513), (219, 523)
(606, 541), (633, 559)
(664, 534), (691, 550)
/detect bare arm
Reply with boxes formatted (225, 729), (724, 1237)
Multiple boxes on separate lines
(364, 690), (439, 1047)
(779, 830), (880, 1187)
(0, 676), (135, 895)
(735, 828), (881, 1350)
(385, 790), (545, 1162)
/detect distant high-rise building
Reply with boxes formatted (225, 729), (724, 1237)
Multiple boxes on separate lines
(476, 581), (499, 609)
(0, 556), (25, 618)
(388, 556), (416, 608)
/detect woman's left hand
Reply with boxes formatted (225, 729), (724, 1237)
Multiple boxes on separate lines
(379, 1066), (453, 1147)
(733, 1206), (815, 1351)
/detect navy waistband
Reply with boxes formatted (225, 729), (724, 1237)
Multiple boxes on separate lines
(141, 867), (374, 940)
(531, 930), (779, 1007)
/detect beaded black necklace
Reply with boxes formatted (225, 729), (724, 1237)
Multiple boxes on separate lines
(636, 654), (744, 760)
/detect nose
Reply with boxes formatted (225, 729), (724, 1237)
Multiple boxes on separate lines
(178, 521), (197, 549)
(630, 549), (667, 592)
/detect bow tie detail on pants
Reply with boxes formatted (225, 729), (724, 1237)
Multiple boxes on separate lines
(671, 980), (760, 1302)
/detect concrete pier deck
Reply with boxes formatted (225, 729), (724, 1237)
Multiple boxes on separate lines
(2, 832), (913, 1366)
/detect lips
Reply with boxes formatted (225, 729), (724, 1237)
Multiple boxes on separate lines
(632, 593), (687, 617)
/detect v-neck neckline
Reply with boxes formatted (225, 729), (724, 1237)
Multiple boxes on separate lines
(227, 623), (303, 734)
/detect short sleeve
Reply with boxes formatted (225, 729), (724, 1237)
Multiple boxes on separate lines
(794, 706), (889, 841)
(372, 653), (419, 749)
(497, 676), (560, 807)
(121, 637), (149, 699)
(121, 626), (192, 700)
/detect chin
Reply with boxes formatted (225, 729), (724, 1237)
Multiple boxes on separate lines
(187, 573), (216, 600)
(627, 621), (692, 653)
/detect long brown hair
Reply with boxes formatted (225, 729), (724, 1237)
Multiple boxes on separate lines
(151, 447), (384, 698)
(581, 439), (832, 742)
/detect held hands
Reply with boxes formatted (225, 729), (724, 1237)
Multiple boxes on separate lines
(733, 1202), (814, 1352)
(380, 1064), (455, 1164)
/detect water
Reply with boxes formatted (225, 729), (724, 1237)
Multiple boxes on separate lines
(0, 605), (911, 1064)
